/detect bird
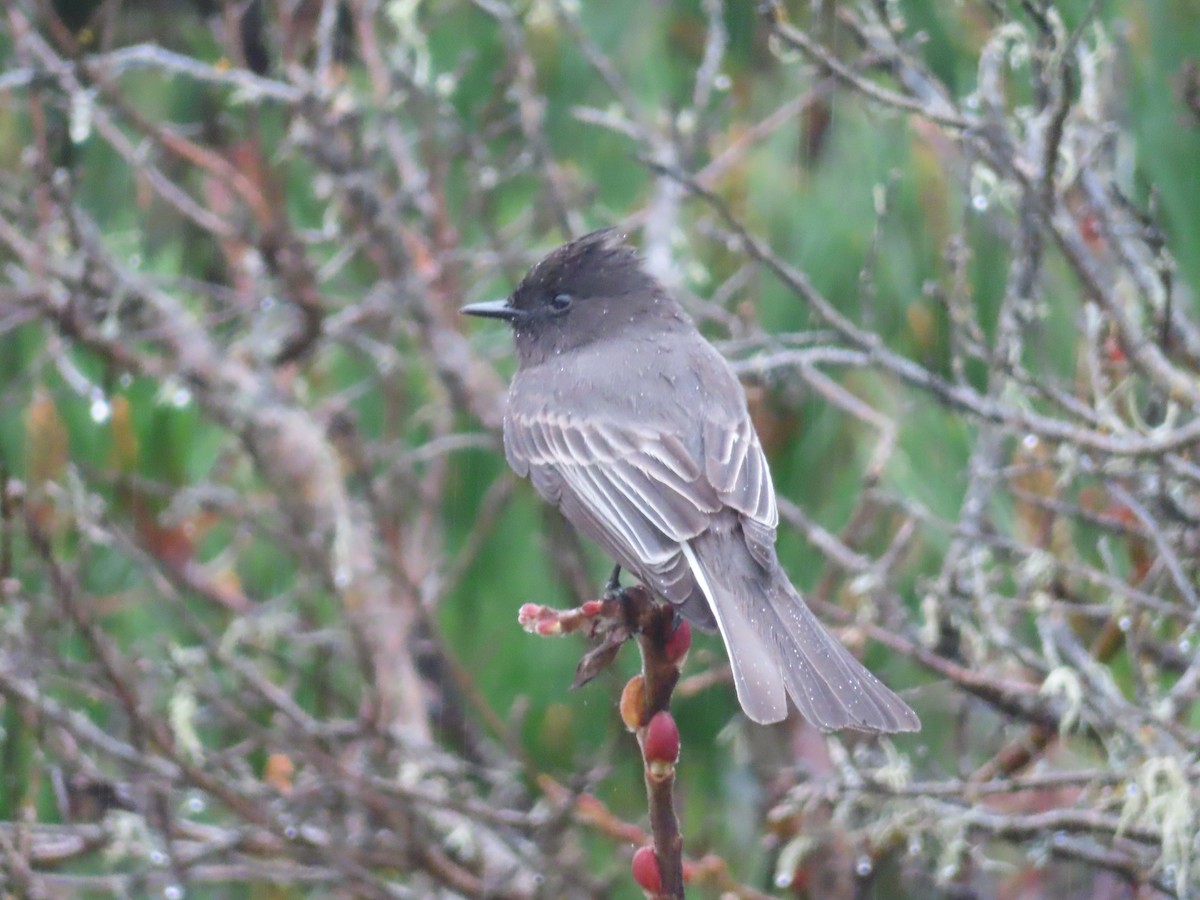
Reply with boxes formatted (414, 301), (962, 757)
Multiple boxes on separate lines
(462, 229), (919, 732)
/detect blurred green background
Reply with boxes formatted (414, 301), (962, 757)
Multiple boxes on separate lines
(2, 0), (1199, 896)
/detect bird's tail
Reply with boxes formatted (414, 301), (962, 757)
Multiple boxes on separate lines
(680, 540), (919, 732)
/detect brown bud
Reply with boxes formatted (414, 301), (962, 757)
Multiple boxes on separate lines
(620, 675), (646, 731)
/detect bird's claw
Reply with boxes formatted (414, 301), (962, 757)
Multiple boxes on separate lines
(603, 564), (623, 598)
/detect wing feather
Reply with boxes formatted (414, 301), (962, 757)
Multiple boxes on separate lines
(507, 412), (717, 540)
(505, 400), (780, 607)
(569, 464), (675, 564)
(521, 432), (704, 608)
(703, 417), (778, 529)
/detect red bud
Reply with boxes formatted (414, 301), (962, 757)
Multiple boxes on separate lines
(643, 711), (680, 778)
(663, 619), (691, 663)
(631, 845), (663, 894)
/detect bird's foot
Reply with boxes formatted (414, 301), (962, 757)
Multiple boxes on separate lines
(602, 564), (623, 598)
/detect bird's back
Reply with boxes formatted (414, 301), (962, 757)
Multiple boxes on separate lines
(509, 320), (746, 445)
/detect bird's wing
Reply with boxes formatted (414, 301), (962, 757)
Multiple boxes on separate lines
(505, 409), (720, 574)
(702, 414), (778, 529)
(701, 413), (779, 570)
(505, 399), (781, 572)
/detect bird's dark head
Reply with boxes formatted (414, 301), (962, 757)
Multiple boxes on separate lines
(461, 229), (682, 366)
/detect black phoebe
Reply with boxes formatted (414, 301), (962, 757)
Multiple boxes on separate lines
(463, 229), (918, 732)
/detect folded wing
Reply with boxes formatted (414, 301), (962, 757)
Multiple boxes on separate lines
(505, 409), (719, 595)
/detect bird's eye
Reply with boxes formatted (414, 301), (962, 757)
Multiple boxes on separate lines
(550, 293), (573, 312)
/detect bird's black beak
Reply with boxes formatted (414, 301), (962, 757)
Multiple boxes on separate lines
(460, 298), (520, 322)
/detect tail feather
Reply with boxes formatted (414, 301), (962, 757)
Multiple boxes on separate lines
(683, 539), (919, 733)
(764, 578), (919, 732)
(681, 543), (788, 723)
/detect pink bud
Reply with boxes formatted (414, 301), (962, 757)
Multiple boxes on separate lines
(536, 618), (563, 636)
